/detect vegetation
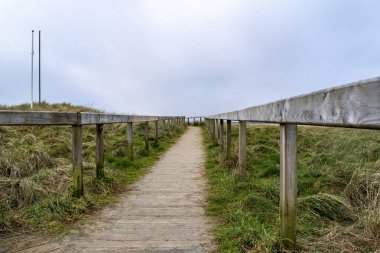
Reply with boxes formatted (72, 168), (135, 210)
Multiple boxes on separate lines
(0, 102), (184, 234)
(203, 124), (380, 252)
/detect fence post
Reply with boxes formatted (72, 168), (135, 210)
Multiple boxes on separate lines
(226, 120), (231, 157)
(220, 119), (224, 151)
(154, 121), (159, 145)
(216, 119), (220, 141)
(96, 124), (105, 179)
(211, 119), (216, 140)
(127, 122), (133, 161)
(72, 123), (83, 197)
(145, 121), (149, 155)
(280, 124), (297, 250)
(239, 121), (247, 179)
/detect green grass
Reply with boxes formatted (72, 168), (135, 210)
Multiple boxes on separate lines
(0, 102), (185, 234)
(203, 124), (380, 252)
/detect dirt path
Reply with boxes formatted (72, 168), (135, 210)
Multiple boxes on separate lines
(0, 127), (215, 253)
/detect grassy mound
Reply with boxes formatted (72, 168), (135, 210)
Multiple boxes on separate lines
(203, 124), (380, 252)
(0, 103), (184, 234)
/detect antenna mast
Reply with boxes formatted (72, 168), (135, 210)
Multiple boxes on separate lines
(38, 30), (41, 104)
(31, 30), (34, 109)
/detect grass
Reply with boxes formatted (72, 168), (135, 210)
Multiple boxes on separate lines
(0, 102), (185, 235)
(203, 124), (380, 252)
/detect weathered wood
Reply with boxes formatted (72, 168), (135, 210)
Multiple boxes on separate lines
(208, 76), (380, 129)
(216, 120), (220, 140)
(238, 121), (247, 179)
(154, 121), (159, 145)
(145, 122), (149, 155)
(127, 122), (134, 161)
(81, 113), (159, 124)
(81, 113), (132, 124)
(96, 124), (105, 179)
(211, 119), (216, 140)
(226, 120), (231, 157)
(72, 124), (83, 197)
(163, 119), (166, 132)
(220, 119), (224, 151)
(0, 111), (78, 125)
(0, 111), (185, 126)
(280, 124), (297, 250)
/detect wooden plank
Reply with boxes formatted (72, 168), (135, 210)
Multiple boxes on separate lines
(0, 235), (50, 252)
(81, 113), (131, 124)
(0, 111), (78, 125)
(96, 124), (105, 179)
(0, 233), (38, 248)
(81, 113), (159, 124)
(220, 119), (224, 151)
(145, 122), (149, 155)
(154, 121), (159, 145)
(226, 120), (231, 157)
(0, 111), (185, 126)
(211, 119), (216, 140)
(238, 121), (247, 179)
(208, 76), (380, 129)
(216, 120), (220, 140)
(72, 124), (83, 197)
(127, 122), (133, 161)
(280, 124), (297, 250)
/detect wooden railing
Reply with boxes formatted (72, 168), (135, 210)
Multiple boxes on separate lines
(0, 111), (185, 197)
(204, 76), (380, 249)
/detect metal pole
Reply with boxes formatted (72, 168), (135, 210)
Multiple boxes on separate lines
(38, 30), (41, 104)
(31, 30), (34, 109)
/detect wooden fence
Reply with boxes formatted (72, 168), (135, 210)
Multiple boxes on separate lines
(204, 76), (380, 249)
(0, 111), (185, 197)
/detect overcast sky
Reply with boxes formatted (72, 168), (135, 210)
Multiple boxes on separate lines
(0, 0), (379, 116)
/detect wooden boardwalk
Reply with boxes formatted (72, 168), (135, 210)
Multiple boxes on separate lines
(0, 127), (215, 253)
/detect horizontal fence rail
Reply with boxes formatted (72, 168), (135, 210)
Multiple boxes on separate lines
(0, 111), (181, 125)
(208, 76), (380, 130)
(0, 111), (185, 197)
(204, 76), (380, 251)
